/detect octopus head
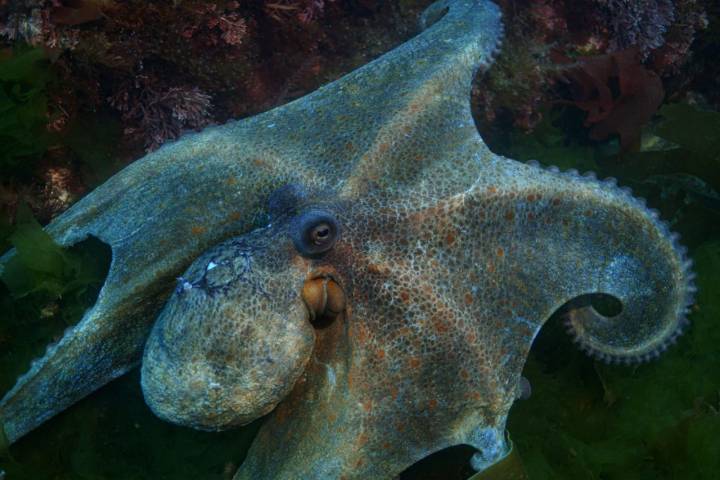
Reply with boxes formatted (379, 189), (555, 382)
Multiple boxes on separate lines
(141, 187), (346, 430)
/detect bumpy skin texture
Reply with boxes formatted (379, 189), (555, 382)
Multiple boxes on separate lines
(0, 0), (696, 478)
(142, 223), (317, 430)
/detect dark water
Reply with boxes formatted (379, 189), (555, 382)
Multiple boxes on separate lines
(1, 1), (719, 479)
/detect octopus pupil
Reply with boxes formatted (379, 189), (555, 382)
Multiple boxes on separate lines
(311, 224), (331, 244)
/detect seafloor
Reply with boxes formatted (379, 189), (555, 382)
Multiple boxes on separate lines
(1, 1), (719, 479)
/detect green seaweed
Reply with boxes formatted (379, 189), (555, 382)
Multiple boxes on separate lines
(487, 109), (603, 173)
(64, 112), (123, 187)
(0, 47), (53, 176)
(655, 103), (720, 162)
(0, 216), (12, 255)
(0, 205), (108, 306)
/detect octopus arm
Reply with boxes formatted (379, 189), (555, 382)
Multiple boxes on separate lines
(461, 159), (696, 364)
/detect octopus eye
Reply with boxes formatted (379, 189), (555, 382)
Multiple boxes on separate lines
(291, 209), (340, 257)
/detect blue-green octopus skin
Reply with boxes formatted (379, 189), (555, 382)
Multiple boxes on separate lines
(0, 0), (696, 477)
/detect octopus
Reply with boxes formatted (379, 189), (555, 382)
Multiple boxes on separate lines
(0, 0), (696, 478)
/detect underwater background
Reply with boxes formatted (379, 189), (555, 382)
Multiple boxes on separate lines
(0, 0), (719, 479)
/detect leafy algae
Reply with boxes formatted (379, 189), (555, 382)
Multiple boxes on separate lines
(0, 47), (53, 177)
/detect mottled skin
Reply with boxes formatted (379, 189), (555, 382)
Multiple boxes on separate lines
(0, 0), (695, 478)
(143, 164), (695, 479)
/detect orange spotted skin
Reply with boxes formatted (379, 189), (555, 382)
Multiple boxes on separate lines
(239, 199), (522, 478)
(0, 1), (694, 478)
